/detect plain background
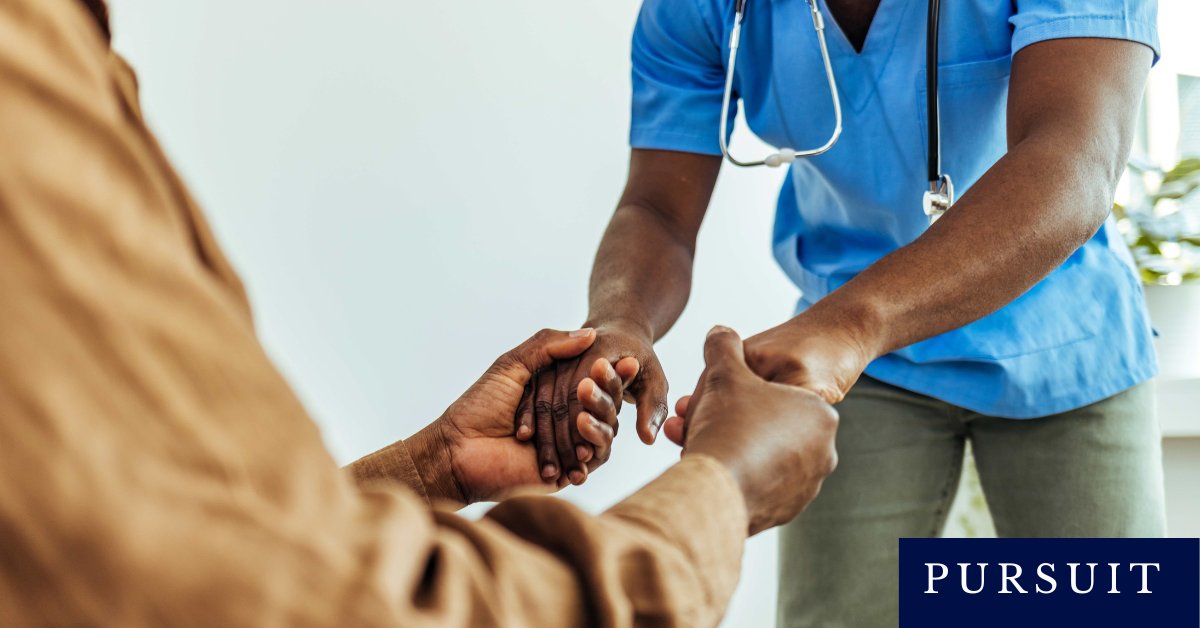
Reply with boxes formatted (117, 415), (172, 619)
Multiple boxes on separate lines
(105, 1), (1197, 626)
(108, 1), (792, 625)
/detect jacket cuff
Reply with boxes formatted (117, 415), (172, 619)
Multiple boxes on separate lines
(345, 440), (430, 504)
(605, 454), (748, 610)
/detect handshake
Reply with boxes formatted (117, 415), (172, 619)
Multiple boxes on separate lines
(413, 324), (840, 535)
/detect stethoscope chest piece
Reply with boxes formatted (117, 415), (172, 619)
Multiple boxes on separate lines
(922, 174), (954, 224)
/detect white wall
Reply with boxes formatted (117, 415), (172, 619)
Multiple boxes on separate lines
(108, 1), (795, 625)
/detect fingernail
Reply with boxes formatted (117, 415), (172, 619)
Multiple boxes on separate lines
(590, 416), (605, 430)
(541, 464), (558, 479)
(569, 470), (585, 485)
(589, 383), (602, 403)
(517, 425), (531, 439)
(570, 328), (595, 338)
(576, 445), (590, 460)
(707, 325), (730, 338)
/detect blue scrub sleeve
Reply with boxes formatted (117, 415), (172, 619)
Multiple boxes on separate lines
(1010, 0), (1160, 62)
(629, 0), (734, 156)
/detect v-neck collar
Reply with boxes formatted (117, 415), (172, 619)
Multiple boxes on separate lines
(771, 0), (914, 114)
(823, 0), (883, 55)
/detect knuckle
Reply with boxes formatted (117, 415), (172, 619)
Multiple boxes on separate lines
(534, 400), (555, 416)
(817, 403), (840, 429)
(825, 448), (839, 476)
(816, 386), (843, 406)
(551, 402), (571, 421)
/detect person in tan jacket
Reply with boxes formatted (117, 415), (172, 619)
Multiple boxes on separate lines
(0, 1), (840, 626)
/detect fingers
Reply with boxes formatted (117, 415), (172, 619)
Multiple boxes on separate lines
(674, 394), (691, 419)
(661, 415), (686, 447)
(591, 358), (623, 407)
(564, 360), (590, 475)
(571, 361), (631, 478)
(613, 357), (640, 403)
(579, 378), (618, 429)
(577, 412), (615, 469)
(515, 382), (535, 441)
(534, 368), (560, 480)
(702, 325), (748, 380)
(497, 328), (597, 382)
(589, 359), (624, 423)
(613, 357), (640, 385)
(631, 362), (670, 445)
(553, 360), (586, 485)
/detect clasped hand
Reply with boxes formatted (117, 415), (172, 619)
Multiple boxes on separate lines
(411, 328), (632, 504)
(516, 312), (873, 488)
(421, 324), (840, 537)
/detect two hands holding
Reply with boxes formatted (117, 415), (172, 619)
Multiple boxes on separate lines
(408, 314), (869, 533)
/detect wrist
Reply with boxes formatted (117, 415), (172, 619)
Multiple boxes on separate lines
(683, 448), (758, 531)
(792, 297), (887, 363)
(584, 315), (654, 343)
(404, 420), (467, 506)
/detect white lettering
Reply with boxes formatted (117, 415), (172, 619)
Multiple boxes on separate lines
(959, 563), (988, 595)
(1036, 563), (1056, 594)
(925, 563), (948, 594)
(1129, 563), (1160, 594)
(1069, 563), (1098, 594)
(1107, 563), (1121, 594)
(999, 563), (1027, 594)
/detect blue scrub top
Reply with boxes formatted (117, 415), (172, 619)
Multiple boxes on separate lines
(629, 0), (1160, 418)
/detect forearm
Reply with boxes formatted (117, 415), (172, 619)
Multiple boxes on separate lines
(809, 132), (1120, 358)
(585, 149), (719, 340)
(806, 38), (1150, 360)
(585, 203), (696, 340)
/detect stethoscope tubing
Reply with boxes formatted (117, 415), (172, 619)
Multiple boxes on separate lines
(721, 0), (944, 188)
(719, 0), (843, 167)
(926, 0), (941, 185)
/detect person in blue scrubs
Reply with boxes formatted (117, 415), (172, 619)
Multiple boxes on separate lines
(525, 1), (1166, 624)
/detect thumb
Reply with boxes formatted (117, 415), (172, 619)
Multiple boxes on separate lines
(632, 366), (670, 445)
(496, 328), (596, 379)
(702, 325), (749, 377)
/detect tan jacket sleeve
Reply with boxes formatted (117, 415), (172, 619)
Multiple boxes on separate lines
(0, 2), (748, 627)
(347, 438), (433, 503)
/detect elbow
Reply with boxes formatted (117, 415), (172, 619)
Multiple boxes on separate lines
(1055, 134), (1127, 242)
(1017, 121), (1132, 242)
(1084, 122), (1135, 231)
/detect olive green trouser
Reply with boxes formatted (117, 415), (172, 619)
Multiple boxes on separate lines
(776, 376), (1166, 628)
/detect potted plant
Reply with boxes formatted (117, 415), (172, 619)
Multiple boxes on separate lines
(1115, 156), (1200, 380)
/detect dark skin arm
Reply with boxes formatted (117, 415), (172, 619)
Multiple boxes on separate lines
(742, 38), (1153, 401)
(526, 151), (719, 484)
(535, 37), (1151, 480)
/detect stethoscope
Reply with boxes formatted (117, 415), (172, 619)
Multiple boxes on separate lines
(719, 0), (954, 222)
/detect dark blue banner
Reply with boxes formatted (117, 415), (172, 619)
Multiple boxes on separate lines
(900, 538), (1200, 627)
